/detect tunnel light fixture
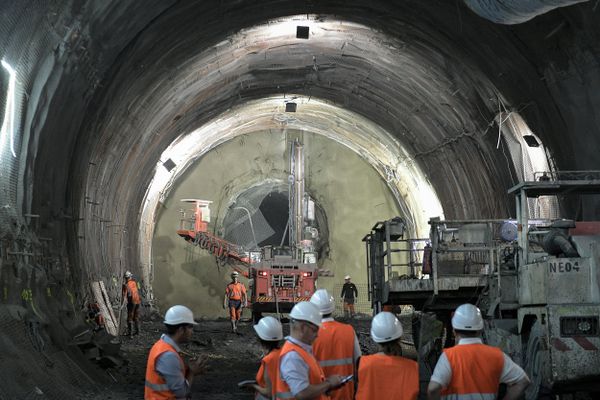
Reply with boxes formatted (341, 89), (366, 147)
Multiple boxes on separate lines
(522, 135), (540, 148)
(296, 26), (309, 39)
(285, 102), (297, 112)
(162, 158), (176, 172)
(1, 59), (17, 158)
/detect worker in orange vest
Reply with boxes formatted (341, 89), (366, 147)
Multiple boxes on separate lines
(243, 316), (283, 399)
(276, 301), (345, 400)
(223, 271), (247, 333)
(310, 289), (361, 400)
(355, 311), (419, 400)
(427, 303), (530, 400)
(122, 271), (142, 337)
(145, 305), (208, 399)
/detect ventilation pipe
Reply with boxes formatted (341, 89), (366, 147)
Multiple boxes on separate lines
(463, 0), (589, 24)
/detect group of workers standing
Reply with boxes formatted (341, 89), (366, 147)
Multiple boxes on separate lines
(144, 283), (530, 399)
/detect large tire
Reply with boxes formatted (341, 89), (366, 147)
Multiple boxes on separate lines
(523, 320), (552, 400)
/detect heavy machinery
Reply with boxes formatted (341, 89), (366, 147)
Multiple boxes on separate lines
(177, 140), (324, 323)
(364, 171), (600, 398)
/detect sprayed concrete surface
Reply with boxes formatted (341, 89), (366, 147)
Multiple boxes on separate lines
(152, 131), (400, 317)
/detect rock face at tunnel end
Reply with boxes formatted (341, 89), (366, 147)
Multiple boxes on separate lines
(152, 132), (400, 317)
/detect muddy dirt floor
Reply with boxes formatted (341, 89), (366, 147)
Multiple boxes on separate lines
(88, 312), (416, 399)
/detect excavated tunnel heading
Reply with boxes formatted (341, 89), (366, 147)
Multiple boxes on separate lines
(0, 0), (599, 398)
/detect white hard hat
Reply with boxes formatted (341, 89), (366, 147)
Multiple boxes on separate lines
(289, 301), (322, 327)
(231, 271), (239, 276)
(451, 303), (484, 331)
(124, 271), (133, 278)
(344, 275), (351, 280)
(370, 311), (403, 343)
(310, 289), (335, 315)
(164, 305), (198, 325)
(254, 316), (283, 341)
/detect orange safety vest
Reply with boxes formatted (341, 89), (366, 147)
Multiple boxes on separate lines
(226, 282), (246, 300)
(124, 279), (141, 305)
(355, 353), (419, 400)
(256, 348), (281, 400)
(312, 320), (356, 400)
(145, 338), (186, 400)
(275, 340), (330, 400)
(441, 343), (504, 400)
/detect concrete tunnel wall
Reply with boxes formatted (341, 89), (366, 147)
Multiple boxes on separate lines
(0, 0), (599, 397)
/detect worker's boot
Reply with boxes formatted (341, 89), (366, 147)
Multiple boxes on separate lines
(231, 320), (237, 333)
(124, 322), (132, 337)
(133, 321), (140, 336)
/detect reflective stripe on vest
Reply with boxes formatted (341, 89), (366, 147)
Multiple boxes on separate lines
(441, 394), (496, 400)
(275, 392), (295, 399)
(275, 340), (329, 400)
(144, 338), (185, 400)
(318, 357), (353, 367)
(441, 343), (504, 399)
(312, 321), (356, 400)
(355, 353), (419, 400)
(145, 381), (170, 391)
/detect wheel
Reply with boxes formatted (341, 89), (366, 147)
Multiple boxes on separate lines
(523, 321), (551, 400)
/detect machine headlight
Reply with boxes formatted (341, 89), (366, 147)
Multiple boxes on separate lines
(578, 321), (592, 332)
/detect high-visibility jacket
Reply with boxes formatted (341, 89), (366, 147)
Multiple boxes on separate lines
(145, 338), (185, 400)
(355, 353), (419, 400)
(256, 348), (281, 400)
(124, 279), (141, 305)
(312, 321), (356, 400)
(275, 340), (330, 400)
(441, 343), (504, 400)
(226, 282), (246, 300)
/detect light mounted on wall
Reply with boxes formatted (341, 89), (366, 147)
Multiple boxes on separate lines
(1, 59), (17, 158)
(162, 158), (176, 172)
(296, 26), (309, 39)
(285, 102), (297, 112)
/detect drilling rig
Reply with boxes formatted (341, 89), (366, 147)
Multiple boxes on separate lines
(177, 139), (325, 323)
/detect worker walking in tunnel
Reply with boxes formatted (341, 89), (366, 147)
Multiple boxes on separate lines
(223, 271), (247, 334)
(145, 305), (208, 399)
(276, 301), (344, 400)
(355, 311), (419, 400)
(248, 316), (283, 399)
(427, 304), (530, 400)
(122, 271), (141, 337)
(310, 289), (361, 400)
(340, 276), (358, 319)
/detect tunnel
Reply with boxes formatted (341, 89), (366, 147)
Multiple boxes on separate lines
(1, 0), (599, 398)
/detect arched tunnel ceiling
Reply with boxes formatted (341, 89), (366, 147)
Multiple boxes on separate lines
(2, 0), (595, 287)
(1, 1), (600, 396)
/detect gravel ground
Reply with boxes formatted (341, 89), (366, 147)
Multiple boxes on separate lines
(87, 313), (417, 399)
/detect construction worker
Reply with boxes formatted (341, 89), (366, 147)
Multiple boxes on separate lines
(223, 271), (247, 333)
(122, 271), (141, 337)
(427, 303), (530, 400)
(276, 301), (344, 400)
(310, 289), (361, 400)
(248, 316), (283, 399)
(340, 276), (357, 318)
(145, 305), (208, 399)
(355, 311), (419, 400)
